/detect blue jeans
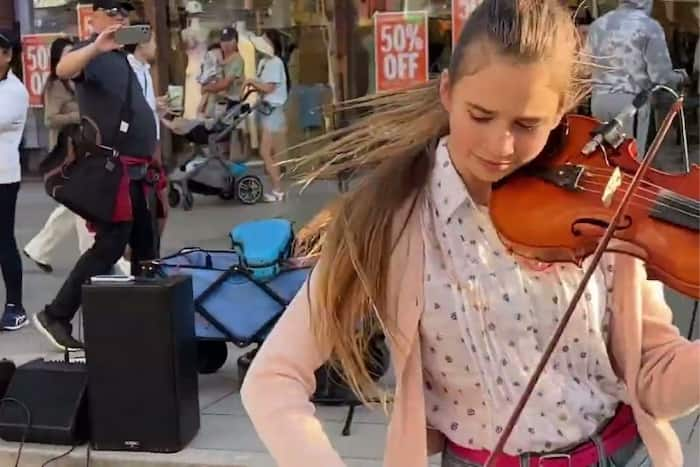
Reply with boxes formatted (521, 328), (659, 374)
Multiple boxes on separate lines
(441, 435), (645, 467)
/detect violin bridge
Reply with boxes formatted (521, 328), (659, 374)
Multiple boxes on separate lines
(601, 167), (623, 208)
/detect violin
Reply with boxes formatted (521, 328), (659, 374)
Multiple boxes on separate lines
(491, 113), (699, 299)
(483, 94), (699, 466)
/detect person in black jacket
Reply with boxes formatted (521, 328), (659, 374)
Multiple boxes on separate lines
(33, 0), (158, 351)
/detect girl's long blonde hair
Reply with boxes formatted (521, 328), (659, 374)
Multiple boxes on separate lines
(288, 0), (588, 404)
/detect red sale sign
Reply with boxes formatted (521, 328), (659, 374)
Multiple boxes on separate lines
(21, 34), (66, 108)
(374, 11), (429, 92)
(452, 0), (483, 46)
(77, 4), (95, 41)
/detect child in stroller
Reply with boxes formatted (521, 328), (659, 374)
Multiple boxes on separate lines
(161, 91), (269, 210)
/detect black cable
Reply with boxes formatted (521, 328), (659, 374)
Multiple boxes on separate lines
(41, 445), (76, 467)
(86, 443), (91, 467)
(0, 397), (31, 467)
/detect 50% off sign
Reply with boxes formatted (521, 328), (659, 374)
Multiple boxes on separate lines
(452, 0), (482, 45)
(21, 34), (66, 108)
(374, 11), (429, 92)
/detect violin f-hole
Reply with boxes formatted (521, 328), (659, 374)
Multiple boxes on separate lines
(571, 215), (633, 237)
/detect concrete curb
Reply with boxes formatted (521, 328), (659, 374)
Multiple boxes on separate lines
(0, 442), (255, 467)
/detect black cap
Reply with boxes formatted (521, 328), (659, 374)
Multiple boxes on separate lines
(92, 0), (135, 11)
(221, 27), (238, 43)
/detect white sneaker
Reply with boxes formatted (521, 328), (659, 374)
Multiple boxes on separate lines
(263, 190), (285, 203)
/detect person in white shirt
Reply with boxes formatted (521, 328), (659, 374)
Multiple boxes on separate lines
(243, 30), (290, 203)
(0, 33), (29, 331)
(126, 26), (160, 142)
(126, 22), (168, 257)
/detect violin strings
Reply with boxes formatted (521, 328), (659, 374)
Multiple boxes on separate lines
(581, 173), (667, 204)
(583, 167), (699, 210)
(577, 181), (700, 220)
(583, 166), (679, 195)
(574, 185), (700, 221)
(576, 186), (654, 212)
(585, 173), (698, 212)
(581, 174), (700, 214)
(578, 177), (700, 217)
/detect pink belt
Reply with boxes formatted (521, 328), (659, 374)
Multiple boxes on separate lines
(446, 404), (638, 467)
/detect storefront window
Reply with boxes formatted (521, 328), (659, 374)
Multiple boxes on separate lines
(32, 1), (79, 37)
(172, 0), (335, 157)
(345, 0), (453, 98)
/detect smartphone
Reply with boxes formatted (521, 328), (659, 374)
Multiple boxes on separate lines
(115, 25), (151, 46)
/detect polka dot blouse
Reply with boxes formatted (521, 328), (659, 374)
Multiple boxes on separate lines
(419, 138), (627, 455)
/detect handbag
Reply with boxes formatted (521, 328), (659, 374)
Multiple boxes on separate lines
(43, 54), (134, 224)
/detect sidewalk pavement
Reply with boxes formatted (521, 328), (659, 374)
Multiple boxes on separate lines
(1, 167), (698, 466)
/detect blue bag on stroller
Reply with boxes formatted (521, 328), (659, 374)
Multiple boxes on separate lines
(229, 219), (294, 282)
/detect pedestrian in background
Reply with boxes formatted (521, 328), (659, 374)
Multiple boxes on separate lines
(126, 21), (169, 258)
(34, 0), (158, 352)
(23, 38), (130, 274)
(201, 27), (247, 160)
(586, 0), (687, 158)
(244, 29), (290, 202)
(0, 32), (29, 331)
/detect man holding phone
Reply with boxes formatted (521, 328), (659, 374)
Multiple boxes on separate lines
(33, 0), (159, 352)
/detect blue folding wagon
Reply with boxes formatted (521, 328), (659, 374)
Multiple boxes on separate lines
(146, 247), (310, 373)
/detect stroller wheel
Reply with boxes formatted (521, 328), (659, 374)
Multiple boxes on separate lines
(168, 185), (182, 208)
(236, 175), (263, 205)
(183, 192), (194, 211)
(197, 341), (228, 374)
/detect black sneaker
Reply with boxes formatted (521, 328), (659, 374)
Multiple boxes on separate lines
(23, 249), (53, 273)
(33, 310), (84, 352)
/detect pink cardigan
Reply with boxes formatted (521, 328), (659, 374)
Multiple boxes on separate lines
(241, 194), (700, 467)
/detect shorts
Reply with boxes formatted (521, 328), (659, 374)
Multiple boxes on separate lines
(259, 106), (287, 133)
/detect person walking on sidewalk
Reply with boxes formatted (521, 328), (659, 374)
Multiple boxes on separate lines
(24, 37), (83, 274)
(243, 30), (290, 203)
(34, 0), (158, 352)
(0, 33), (29, 331)
(24, 37), (131, 275)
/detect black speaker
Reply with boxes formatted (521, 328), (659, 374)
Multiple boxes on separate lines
(82, 275), (200, 452)
(0, 359), (15, 400)
(0, 359), (88, 445)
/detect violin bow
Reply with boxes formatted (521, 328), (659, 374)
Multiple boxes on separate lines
(484, 88), (686, 466)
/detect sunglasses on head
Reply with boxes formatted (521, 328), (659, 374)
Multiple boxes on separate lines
(99, 7), (129, 18)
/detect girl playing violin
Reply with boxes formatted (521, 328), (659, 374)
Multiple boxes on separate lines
(241, 0), (700, 466)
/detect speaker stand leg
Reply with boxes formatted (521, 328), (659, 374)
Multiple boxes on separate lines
(342, 404), (356, 437)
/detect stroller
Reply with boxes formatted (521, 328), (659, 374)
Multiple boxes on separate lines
(164, 91), (269, 210)
(145, 219), (390, 436)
